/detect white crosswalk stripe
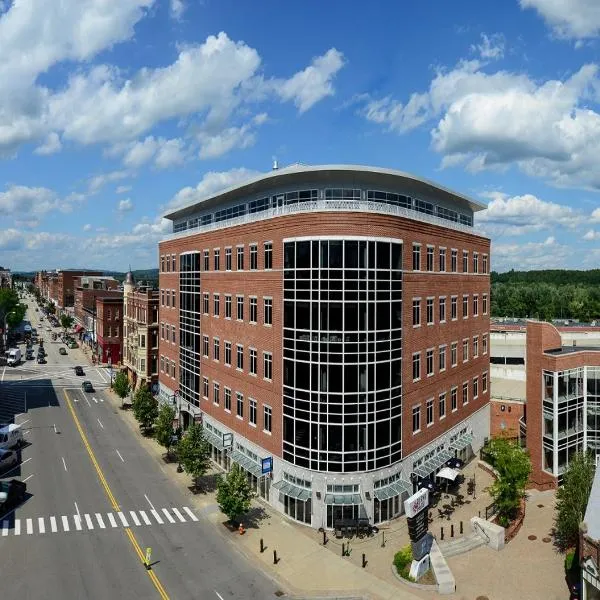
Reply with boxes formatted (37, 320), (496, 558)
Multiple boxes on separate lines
(0, 506), (196, 538)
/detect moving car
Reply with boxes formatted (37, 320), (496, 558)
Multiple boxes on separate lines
(0, 424), (23, 450)
(58, 347), (67, 355)
(0, 449), (19, 473)
(74, 366), (84, 376)
(81, 381), (94, 393)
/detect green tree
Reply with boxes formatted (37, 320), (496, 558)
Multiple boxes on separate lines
(5, 303), (26, 329)
(177, 422), (211, 491)
(112, 371), (131, 406)
(60, 314), (74, 335)
(554, 451), (596, 551)
(216, 463), (253, 523)
(132, 386), (158, 432)
(46, 303), (56, 315)
(487, 438), (531, 527)
(154, 403), (176, 459)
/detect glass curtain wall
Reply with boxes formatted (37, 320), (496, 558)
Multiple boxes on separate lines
(587, 367), (600, 458)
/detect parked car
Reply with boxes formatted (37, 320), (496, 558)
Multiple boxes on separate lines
(74, 366), (84, 376)
(81, 381), (94, 393)
(58, 347), (67, 355)
(37, 356), (46, 364)
(0, 479), (27, 516)
(0, 449), (19, 473)
(68, 342), (79, 349)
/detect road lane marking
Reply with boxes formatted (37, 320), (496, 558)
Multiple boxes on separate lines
(61, 516), (70, 532)
(95, 513), (106, 529)
(139, 510), (151, 525)
(117, 512), (129, 527)
(2, 521), (8, 536)
(17, 419), (30, 427)
(183, 507), (199, 522)
(84, 514), (94, 530)
(150, 510), (164, 524)
(74, 515), (82, 531)
(38, 517), (45, 534)
(62, 457), (67, 471)
(3, 457), (31, 477)
(14, 519), (20, 535)
(85, 396), (91, 407)
(125, 528), (170, 600)
(171, 508), (186, 523)
(23, 474), (34, 482)
(74, 502), (80, 517)
(129, 511), (141, 526)
(26, 518), (33, 535)
(1, 366), (5, 382)
(107, 513), (118, 528)
(144, 494), (156, 511)
(115, 449), (125, 462)
(50, 516), (57, 533)
(97, 418), (104, 429)
(215, 592), (225, 600)
(93, 397), (98, 403)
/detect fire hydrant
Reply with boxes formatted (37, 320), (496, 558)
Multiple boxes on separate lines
(239, 523), (245, 535)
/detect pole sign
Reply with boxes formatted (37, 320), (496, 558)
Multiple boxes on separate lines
(404, 488), (430, 544)
(222, 432), (233, 449)
(404, 488), (429, 518)
(261, 456), (273, 475)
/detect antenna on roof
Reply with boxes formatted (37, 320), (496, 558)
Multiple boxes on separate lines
(272, 156), (278, 171)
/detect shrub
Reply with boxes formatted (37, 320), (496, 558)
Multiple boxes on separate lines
(393, 545), (415, 581)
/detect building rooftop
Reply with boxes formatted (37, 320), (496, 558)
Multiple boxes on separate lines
(490, 378), (526, 401)
(164, 164), (487, 221)
(584, 465), (600, 540)
(545, 346), (600, 356)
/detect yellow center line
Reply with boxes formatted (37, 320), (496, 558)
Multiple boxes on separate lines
(63, 390), (170, 600)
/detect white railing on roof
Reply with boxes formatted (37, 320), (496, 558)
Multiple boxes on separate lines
(165, 199), (480, 241)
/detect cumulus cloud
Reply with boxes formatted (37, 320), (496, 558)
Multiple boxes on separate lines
(83, 223), (92, 231)
(471, 33), (505, 60)
(34, 132), (62, 155)
(170, 0), (185, 20)
(88, 170), (130, 193)
(583, 229), (600, 240)
(520, 0), (600, 40)
(116, 185), (132, 194)
(117, 136), (187, 169)
(0, 185), (82, 218)
(493, 236), (573, 271)
(118, 198), (134, 212)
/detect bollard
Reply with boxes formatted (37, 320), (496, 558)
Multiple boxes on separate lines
(322, 530), (327, 545)
(478, 510), (481, 518)
(273, 550), (278, 565)
(342, 543), (345, 557)
(381, 531), (386, 548)
(460, 521), (463, 535)
(451, 524), (454, 538)
(260, 538), (264, 553)
(362, 553), (367, 568)
(441, 526), (444, 541)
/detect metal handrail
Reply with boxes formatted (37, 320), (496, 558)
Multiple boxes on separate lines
(473, 519), (490, 544)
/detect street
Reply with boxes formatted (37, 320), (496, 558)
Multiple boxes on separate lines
(0, 299), (280, 599)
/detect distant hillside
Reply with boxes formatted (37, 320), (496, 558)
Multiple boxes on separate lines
(491, 269), (600, 286)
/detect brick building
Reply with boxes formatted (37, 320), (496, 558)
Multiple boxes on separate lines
(525, 321), (600, 489)
(35, 269), (103, 310)
(580, 463), (600, 600)
(158, 164), (491, 528)
(96, 296), (123, 367)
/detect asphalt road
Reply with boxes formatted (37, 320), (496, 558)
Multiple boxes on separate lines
(0, 296), (281, 599)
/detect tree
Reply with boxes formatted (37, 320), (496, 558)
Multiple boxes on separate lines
(154, 403), (176, 459)
(554, 451), (596, 551)
(216, 463), (253, 524)
(112, 371), (131, 406)
(60, 314), (74, 335)
(5, 303), (26, 329)
(487, 438), (531, 527)
(177, 422), (211, 491)
(132, 386), (158, 432)
(46, 303), (56, 315)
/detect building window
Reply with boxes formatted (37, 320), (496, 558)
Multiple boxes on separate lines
(203, 249), (209, 271)
(426, 297), (434, 325)
(236, 295), (244, 320)
(473, 294), (479, 317)
(213, 337), (220, 361)
(439, 248), (446, 272)
(236, 344), (244, 370)
(451, 296), (458, 320)
(264, 242), (273, 270)
(462, 338), (469, 362)
(249, 398), (257, 425)
(451, 387), (458, 411)
(249, 348), (257, 375)
(172, 254), (176, 271)
(250, 244), (258, 270)
(225, 294), (232, 319)
(412, 405), (421, 433)
(412, 298), (421, 327)
(225, 341), (232, 366)
(412, 244), (421, 271)
(203, 292), (209, 315)
(439, 393), (446, 419)
(264, 352), (273, 380)
(236, 246), (244, 270)
(202, 377), (209, 399)
(439, 297), (446, 323)
(462, 294), (469, 318)
(171, 290), (176, 308)
(171, 327), (176, 343)
(439, 345), (446, 371)
(213, 293), (220, 317)
(426, 246), (434, 271)
(482, 371), (488, 393)
(451, 249), (457, 272)
(249, 297), (257, 323)
(160, 355), (164, 372)
(482, 333), (488, 354)
(160, 289), (164, 306)
(236, 392), (244, 418)
(213, 382), (220, 405)
(264, 405), (272, 433)
(462, 382), (469, 405)
(225, 247), (232, 271)
(412, 352), (421, 381)
(224, 387), (231, 412)
(473, 377), (479, 400)
(483, 293), (488, 315)
(426, 398), (434, 426)
(451, 342), (458, 367)
(203, 335), (209, 357)
(160, 256), (165, 272)
(214, 249), (220, 271)
(473, 336), (479, 358)
(473, 252), (479, 274)
(462, 250), (469, 273)
(264, 298), (273, 325)
(160, 322), (164, 339)
(482, 254), (488, 274)
(426, 349), (434, 376)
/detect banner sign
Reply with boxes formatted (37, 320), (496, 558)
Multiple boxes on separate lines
(261, 457), (273, 474)
(404, 488), (429, 519)
(407, 508), (429, 542)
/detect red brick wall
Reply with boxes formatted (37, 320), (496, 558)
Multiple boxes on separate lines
(490, 398), (524, 439)
(159, 211), (490, 460)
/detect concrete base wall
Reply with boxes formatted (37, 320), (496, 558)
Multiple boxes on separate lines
(471, 516), (505, 551)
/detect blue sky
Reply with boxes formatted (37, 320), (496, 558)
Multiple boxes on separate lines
(1, 0), (600, 272)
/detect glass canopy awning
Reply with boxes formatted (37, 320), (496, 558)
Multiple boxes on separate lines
(373, 478), (412, 501)
(230, 450), (265, 479)
(449, 433), (473, 451)
(271, 480), (312, 501)
(204, 429), (224, 450)
(412, 449), (454, 479)
(323, 493), (363, 505)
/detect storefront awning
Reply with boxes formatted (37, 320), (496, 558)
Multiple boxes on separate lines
(272, 480), (312, 501)
(373, 478), (412, 501)
(413, 449), (454, 479)
(204, 429), (224, 450)
(449, 433), (473, 452)
(230, 450), (265, 479)
(324, 493), (362, 505)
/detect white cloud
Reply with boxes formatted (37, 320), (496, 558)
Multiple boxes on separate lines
(276, 48), (345, 113)
(493, 236), (573, 270)
(583, 229), (600, 240)
(119, 136), (186, 168)
(154, 138), (185, 168)
(198, 124), (255, 159)
(591, 208), (600, 222)
(170, 0), (185, 20)
(118, 198), (134, 212)
(116, 185), (132, 194)
(83, 223), (92, 231)
(0, 229), (25, 251)
(0, 185), (60, 217)
(165, 167), (262, 212)
(34, 132), (62, 155)
(520, 0), (600, 40)
(123, 137), (160, 168)
(471, 33), (505, 60)
(88, 170), (130, 193)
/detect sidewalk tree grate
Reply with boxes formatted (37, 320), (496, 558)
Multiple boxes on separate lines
(476, 596), (490, 600)
(528, 535), (537, 541)
(543, 537), (551, 543)
(274, 591), (285, 597)
(537, 504), (544, 508)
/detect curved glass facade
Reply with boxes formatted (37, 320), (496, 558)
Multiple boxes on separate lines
(282, 238), (403, 473)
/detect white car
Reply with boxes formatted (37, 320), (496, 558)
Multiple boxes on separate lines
(0, 449), (18, 473)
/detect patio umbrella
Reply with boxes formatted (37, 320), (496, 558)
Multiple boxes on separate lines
(437, 467), (459, 481)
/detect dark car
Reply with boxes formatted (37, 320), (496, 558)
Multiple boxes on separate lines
(81, 381), (94, 393)
(74, 366), (85, 376)
(37, 357), (46, 364)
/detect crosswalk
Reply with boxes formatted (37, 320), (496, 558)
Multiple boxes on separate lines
(1, 506), (199, 538)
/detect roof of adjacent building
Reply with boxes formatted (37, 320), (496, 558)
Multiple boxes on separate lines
(490, 378), (526, 401)
(585, 465), (600, 540)
(164, 164), (487, 221)
(545, 346), (600, 356)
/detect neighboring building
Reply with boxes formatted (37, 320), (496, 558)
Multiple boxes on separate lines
(525, 321), (600, 489)
(158, 164), (491, 529)
(580, 463), (600, 600)
(95, 296), (123, 366)
(0, 267), (12, 288)
(122, 270), (159, 391)
(74, 288), (123, 350)
(35, 269), (104, 310)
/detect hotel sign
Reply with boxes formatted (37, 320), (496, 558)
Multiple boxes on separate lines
(404, 488), (429, 519)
